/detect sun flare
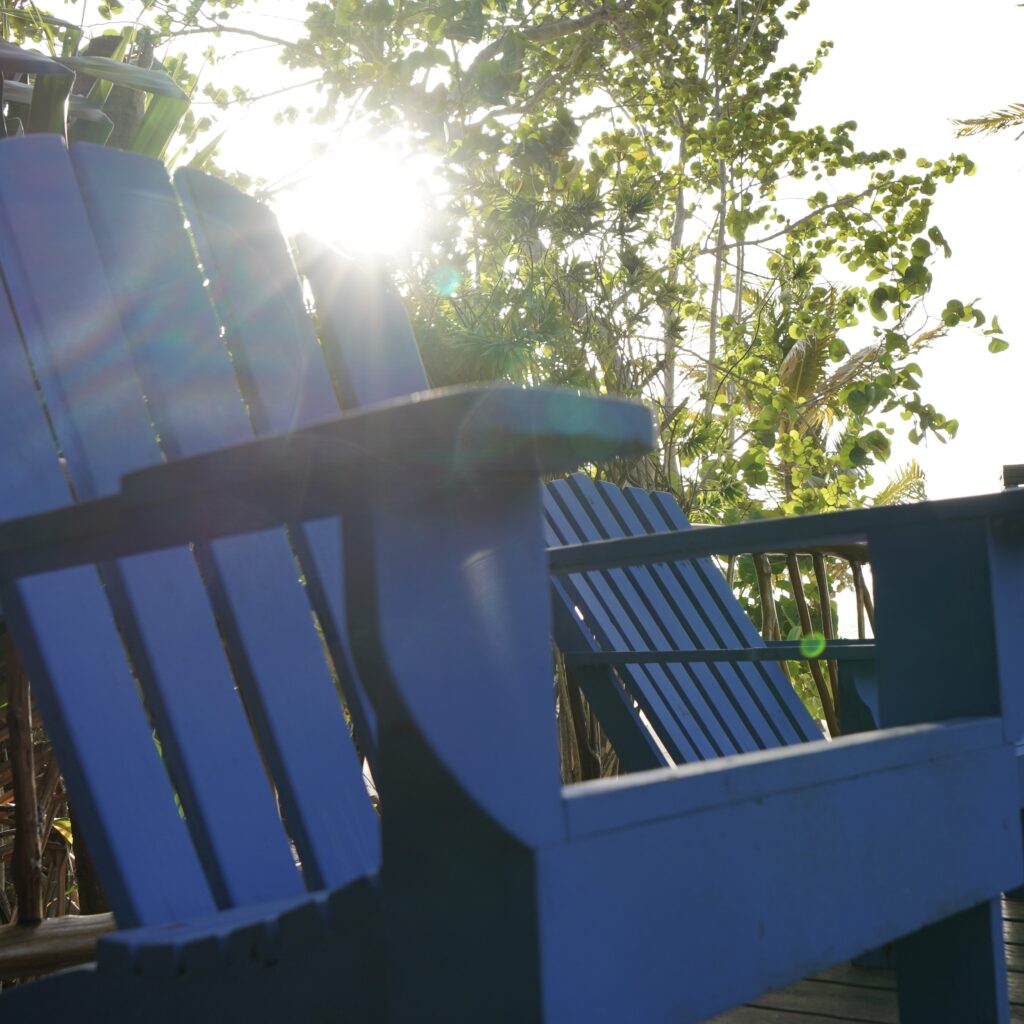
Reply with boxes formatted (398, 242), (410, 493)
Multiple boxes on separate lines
(270, 137), (441, 260)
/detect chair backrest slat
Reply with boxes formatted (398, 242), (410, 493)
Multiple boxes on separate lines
(561, 477), (766, 752)
(173, 168), (379, 760)
(593, 479), (794, 746)
(0, 136), (302, 914)
(295, 234), (430, 407)
(546, 480), (724, 760)
(72, 142), (381, 891)
(625, 485), (820, 743)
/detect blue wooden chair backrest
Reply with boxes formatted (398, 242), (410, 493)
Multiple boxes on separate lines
(0, 136), (378, 929)
(546, 474), (822, 767)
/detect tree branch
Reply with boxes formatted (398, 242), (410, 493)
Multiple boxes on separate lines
(468, 2), (635, 76)
(700, 187), (873, 256)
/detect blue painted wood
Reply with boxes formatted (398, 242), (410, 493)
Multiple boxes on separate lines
(173, 166), (379, 761)
(0, 135), (301, 912)
(563, 640), (875, 664)
(544, 726), (1017, 1023)
(895, 900), (1009, 1022)
(333, 427), (1023, 1022)
(294, 233), (430, 406)
(552, 477), (765, 754)
(544, 472), (820, 770)
(173, 168), (340, 435)
(544, 488), (705, 762)
(0, 138), (1017, 1022)
(2, 878), (385, 1022)
(549, 482), (1024, 573)
(628, 485), (820, 742)
(3, 306), (1022, 1020)
(568, 480), (770, 746)
(71, 141), (380, 892)
(0, 148), (214, 929)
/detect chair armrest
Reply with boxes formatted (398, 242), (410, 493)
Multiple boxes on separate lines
(549, 487), (1024, 573)
(563, 718), (1002, 839)
(562, 639), (875, 666)
(0, 385), (653, 578)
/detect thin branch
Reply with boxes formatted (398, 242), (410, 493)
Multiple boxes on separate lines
(169, 24), (307, 51)
(468, 2), (636, 76)
(700, 187), (873, 256)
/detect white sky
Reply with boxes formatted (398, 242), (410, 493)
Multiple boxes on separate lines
(778, 0), (1024, 499)
(206, 0), (1024, 501)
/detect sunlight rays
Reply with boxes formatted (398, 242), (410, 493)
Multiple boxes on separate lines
(270, 137), (442, 260)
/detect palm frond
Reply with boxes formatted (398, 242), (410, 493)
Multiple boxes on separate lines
(779, 335), (828, 398)
(821, 343), (884, 396)
(872, 459), (926, 507)
(953, 103), (1024, 137)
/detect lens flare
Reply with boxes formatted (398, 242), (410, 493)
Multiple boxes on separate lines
(431, 265), (461, 296)
(799, 632), (827, 658)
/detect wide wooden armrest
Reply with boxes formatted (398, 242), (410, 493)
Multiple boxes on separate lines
(0, 385), (652, 578)
(124, 385), (653, 504)
(562, 718), (1001, 838)
(551, 717), (1022, 1018)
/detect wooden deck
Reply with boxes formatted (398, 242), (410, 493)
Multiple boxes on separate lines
(707, 898), (1024, 1023)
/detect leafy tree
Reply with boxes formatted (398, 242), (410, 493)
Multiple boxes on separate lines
(285, 0), (1006, 523)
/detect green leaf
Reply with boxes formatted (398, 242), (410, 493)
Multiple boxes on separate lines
(26, 72), (72, 136)
(68, 109), (114, 145)
(187, 128), (227, 171)
(85, 29), (134, 108)
(928, 225), (952, 257)
(988, 338), (1009, 353)
(868, 286), (888, 321)
(61, 55), (188, 100)
(0, 40), (73, 77)
(129, 92), (189, 158)
(846, 388), (869, 415)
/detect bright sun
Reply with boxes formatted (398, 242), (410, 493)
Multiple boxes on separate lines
(270, 136), (442, 260)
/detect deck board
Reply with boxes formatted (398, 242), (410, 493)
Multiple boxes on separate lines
(707, 898), (1024, 1023)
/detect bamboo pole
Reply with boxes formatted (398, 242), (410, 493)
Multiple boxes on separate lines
(5, 636), (43, 923)
(811, 553), (839, 712)
(785, 554), (839, 737)
(851, 561), (875, 632)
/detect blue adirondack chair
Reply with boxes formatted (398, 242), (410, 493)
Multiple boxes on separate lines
(0, 134), (1018, 1021)
(152, 171), (1024, 1019)
(0, 134), (657, 1015)
(2, 369), (1021, 1022)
